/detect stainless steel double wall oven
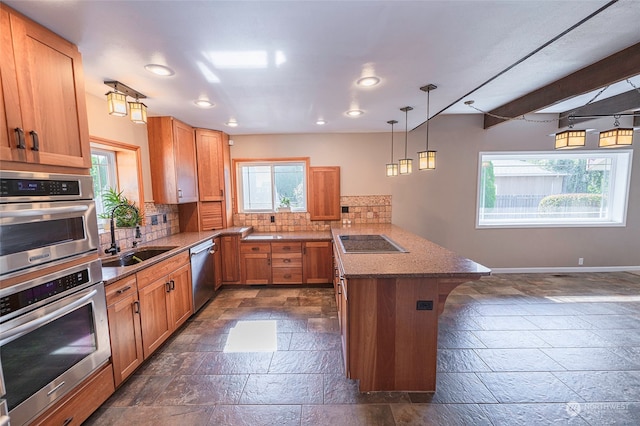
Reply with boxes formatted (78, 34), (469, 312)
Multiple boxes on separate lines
(0, 170), (111, 426)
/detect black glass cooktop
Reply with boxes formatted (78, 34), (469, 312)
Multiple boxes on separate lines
(338, 234), (407, 253)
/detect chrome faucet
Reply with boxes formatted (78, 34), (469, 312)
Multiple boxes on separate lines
(105, 203), (140, 255)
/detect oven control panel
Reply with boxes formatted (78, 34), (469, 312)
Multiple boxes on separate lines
(0, 269), (90, 318)
(0, 178), (80, 198)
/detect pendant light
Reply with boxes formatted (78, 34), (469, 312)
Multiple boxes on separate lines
(386, 120), (399, 177)
(599, 115), (634, 148)
(106, 90), (127, 117)
(418, 84), (437, 170)
(129, 96), (148, 124)
(399, 106), (413, 175)
(104, 80), (147, 121)
(554, 117), (586, 149)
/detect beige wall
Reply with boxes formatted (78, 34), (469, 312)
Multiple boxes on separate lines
(233, 115), (639, 269)
(85, 93), (154, 202)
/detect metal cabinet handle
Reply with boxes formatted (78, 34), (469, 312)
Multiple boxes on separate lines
(283, 258), (291, 263)
(15, 127), (25, 149)
(220, 189), (224, 196)
(133, 300), (140, 314)
(251, 247), (259, 251)
(116, 285), (132, 294)
(283, 246), (291, 251)
(166, 282), (172, 293)
(170, 279), (175, 290)
(178, 189), (183, 198)
(284, 274), (292, 279)
(63, 416), (74, 426)
(30, 130), (39, 151)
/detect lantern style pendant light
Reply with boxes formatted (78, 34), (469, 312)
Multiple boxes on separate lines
(418, 84), (437, 170)
(599, 115), (634, 148)
(129, 97), (148, 124)
(386, 120), (399, 177)
(399, 106), (413, 175)
(106, 90), (127, 117)
(104, 80), (147, 121)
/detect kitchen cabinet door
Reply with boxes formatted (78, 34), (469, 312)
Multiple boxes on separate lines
(148, 116), (198, 204)
(221, 235), (240, 283)
(241, 252), (271, 284)
(303, 241), (333, 284)
(106, 277), (143, 387)
(213, 237), (223, 290)
(195, 128), (225, 201)
(138, 276), (172, 358)
(308, 166), (341, 221)
(168, 263), (193, 329)
(1, 4), (91, 169)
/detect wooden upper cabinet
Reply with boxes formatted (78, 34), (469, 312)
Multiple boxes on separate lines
(0, 4), (91, 170)
(308, 166), (341, 221)
(195, 128), (225, 201)
(147, 116), (199, 204)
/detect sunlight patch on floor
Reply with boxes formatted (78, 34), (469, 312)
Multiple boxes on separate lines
(224, 320), (278, 352)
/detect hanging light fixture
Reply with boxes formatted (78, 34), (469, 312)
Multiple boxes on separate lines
(599, 115), (634, 148)
(386, 120), (399, 177)
(554, 117), (586, 149)
(418, 84), (437, 170)
(399, 106), (413, 175)
(128, 96), (148, 124)
(104, 80), (147, 121)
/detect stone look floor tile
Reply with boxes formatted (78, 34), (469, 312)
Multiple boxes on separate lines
(86, 273), (640, 425)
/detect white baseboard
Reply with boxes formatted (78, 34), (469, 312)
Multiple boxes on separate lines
(490, 266), (640, 274)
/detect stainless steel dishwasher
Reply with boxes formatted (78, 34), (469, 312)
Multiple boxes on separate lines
(190, 239), (215, 313)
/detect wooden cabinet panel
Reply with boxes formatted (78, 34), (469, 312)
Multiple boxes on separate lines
(308, 166), (340, 221)
(138, 276), (172, 358)
(240, 242), (271, 254)
(272, 252), (302, 268)
(213, 237), (223, 290)
(221, 235), (240, 283)
(136, 251), (189, 289)
(303, 241), (333, 284)
(168, 263), (193, 329)
(195, 128), (225, 201)
(31, 363), (115, 426)
(147, 116), (198, 204)
(272, 267), (303, 284)
(1, 4), (90, 170)
(106, 276), (143, 388)
(241, 252), (271, 284)
(200, 201), (224, 230)
(271, 242), (302, 253)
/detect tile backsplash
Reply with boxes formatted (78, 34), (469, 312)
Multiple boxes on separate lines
(98, 202), (180, 254)
(233, 195), (391, 232)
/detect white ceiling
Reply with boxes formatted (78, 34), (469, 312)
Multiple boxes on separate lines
(6, 0), (640, 135)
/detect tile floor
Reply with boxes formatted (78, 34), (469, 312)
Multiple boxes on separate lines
(87, 272), (640, 425)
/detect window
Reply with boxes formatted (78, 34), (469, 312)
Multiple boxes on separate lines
(236, 160), (307, 212)
(90, 149), (117, 222)
(477, 150), (632, 228)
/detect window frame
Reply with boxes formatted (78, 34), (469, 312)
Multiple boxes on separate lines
(475, 150), (633, 229)
(233, 157), (310, 213)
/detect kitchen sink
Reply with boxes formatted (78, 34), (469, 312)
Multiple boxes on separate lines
(101, 246), (177, 268)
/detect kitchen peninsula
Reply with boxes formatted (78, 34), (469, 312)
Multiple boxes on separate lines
(331, 224), (490, 392)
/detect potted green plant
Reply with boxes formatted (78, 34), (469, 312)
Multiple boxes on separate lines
(98, 188), (142, 227)
(277, 195), (291, 212)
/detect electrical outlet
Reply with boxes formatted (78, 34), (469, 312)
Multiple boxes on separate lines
(341, 206), (349, 213)
(416, 300), (433, 311)
(578, 257), (584, 265)
(151, 215), (158, 225)
(163, 214), (167, 223)
(270, 215), (275, 223)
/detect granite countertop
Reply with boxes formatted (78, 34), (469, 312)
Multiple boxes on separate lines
(331, 224), (491, 279)
(242, 231), (331, 242)
(101, 227), (252, 285)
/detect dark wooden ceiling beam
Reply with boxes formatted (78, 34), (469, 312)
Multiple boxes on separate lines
(558, 90), (640, 127)
(484, 42), (640, 129)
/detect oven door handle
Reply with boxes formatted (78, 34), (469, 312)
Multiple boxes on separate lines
(0, 288), (98, 346)
(5, 204), (89, 218)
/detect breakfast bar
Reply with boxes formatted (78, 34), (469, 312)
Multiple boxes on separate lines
(331, 224), (490, 392)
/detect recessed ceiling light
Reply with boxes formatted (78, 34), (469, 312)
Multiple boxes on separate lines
(356, 76), (380, 87)
(194, 99), (214, 108)
(346, 109), (364, 117)
(316, 119), (327, 125)
(144, 64), (175, 76)
(226, 120), (239, 127)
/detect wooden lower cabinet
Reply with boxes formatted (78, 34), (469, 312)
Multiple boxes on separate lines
(31, 363), (115, 426)
(106, 276), (143, 387)
(240, 242), (272, 284)
(136, 251), (192, 359)
(303, 241), (332, 284)
(221, 235), (240, 283)
(213, 236), (223, 290)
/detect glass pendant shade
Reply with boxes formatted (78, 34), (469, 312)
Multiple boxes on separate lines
(107, 91), (127, 117)
(555, 130), (586, 149)
(599, 128), (633, 148)
(399, 158), (412, 175)
(418, 150), (436, 170)
(386, 163), (398, 176)
(129, 101), (148, 124)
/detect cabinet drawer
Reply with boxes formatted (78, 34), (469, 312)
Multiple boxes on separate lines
(272, 253), (302, 268)
(136, 251), (189, 289)
(106, 275), (138, 306)
(240, 243), (271, 254)
(272, 267), (303, 284)
(271, 242), (302, 253)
